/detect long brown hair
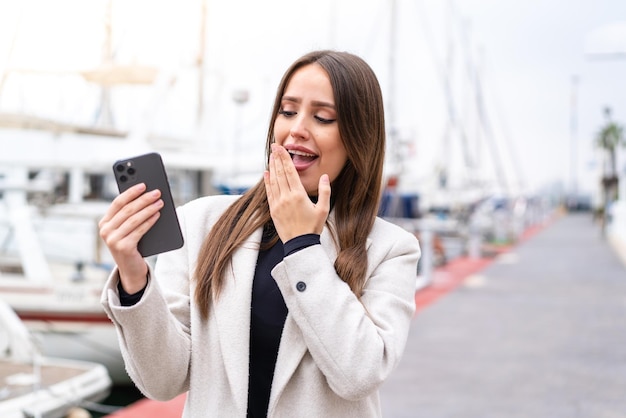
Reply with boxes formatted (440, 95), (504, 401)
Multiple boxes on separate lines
(194, 50), (386, 319)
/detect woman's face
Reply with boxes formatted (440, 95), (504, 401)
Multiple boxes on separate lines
(273, 63), (348, 196)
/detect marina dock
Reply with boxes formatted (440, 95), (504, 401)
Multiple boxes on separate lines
(381, 212), (626, 417)
(105, 211), (626, 417)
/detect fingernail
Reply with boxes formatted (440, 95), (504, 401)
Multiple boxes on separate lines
(321, 174), (329, 184)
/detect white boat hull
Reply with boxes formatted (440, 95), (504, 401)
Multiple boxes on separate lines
(0, 358), (112, 418)
(0, 274), (129, 385)
(0, 297), (113, 418)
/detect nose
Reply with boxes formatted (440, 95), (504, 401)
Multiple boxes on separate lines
(289, 114), (310, 141)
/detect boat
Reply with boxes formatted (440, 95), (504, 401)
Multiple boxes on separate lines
(0, 297), (112, 418)
(0, 166), (133, 385)
(0, 1), (223, 385)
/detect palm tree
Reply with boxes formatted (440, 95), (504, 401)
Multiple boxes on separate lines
(595, 107), (625, 232)
(596, 107), (625, 179)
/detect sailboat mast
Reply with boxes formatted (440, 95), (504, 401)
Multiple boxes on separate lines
(95, 0), (114, 128)
(388, 0), (401, 176)
(197, 0), (208, 125)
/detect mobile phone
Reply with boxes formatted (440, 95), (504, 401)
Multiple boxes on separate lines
(112, 152), (184, 257)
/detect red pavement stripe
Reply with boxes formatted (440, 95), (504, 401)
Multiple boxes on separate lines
(415, 257), (493, 313)
(414, 216), (554, 314)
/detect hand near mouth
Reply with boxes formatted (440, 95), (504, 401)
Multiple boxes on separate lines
(264, 144), (331, 242)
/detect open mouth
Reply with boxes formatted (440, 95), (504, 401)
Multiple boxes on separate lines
(288, 149), (318, 166)
(289, 150), (317, 164)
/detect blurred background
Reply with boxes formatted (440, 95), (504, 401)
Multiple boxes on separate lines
(0, 1), (625, 416)
(1, 0), (624, 203)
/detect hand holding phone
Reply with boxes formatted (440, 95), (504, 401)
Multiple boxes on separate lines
(112, 152), (184, 257)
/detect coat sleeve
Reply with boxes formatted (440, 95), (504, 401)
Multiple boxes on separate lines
(100, 207), (193, 401)
(271, 220), (421, 400)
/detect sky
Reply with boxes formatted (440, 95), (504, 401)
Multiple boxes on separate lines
(455, 0), (626, 199)
(1, 0), (625, 200)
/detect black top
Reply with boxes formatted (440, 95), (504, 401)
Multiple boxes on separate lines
(247, 230), (319, 417)
(118, 230), (320, 418)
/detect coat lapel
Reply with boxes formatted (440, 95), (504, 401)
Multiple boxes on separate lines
(268, 225), (339, 411)
(213, 227), (262, 414)
(268, 314), (307, 412)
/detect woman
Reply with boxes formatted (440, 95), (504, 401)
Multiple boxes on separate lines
(99, 50), (420, 417)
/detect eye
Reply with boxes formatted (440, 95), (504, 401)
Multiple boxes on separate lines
(315, 115), (336, 124)
(278, 109), (296, 117)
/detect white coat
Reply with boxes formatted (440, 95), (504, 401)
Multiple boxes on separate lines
(101, 194), (420, 417)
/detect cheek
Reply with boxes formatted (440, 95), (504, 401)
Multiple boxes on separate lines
(272, 122), (288, 144)
(325, 146), (348, 179)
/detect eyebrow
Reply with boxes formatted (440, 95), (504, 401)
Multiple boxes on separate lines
(282, 96), (336, 109)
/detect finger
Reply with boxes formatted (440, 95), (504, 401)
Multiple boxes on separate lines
(108, 213), (160, 256)
(116, 210), (161, 250)
(103, 199), (163, 252)
(268, 151), (283, 197)
(270, 144), (290, 192)
(99, 183), (147, 226)
(99, 188), (162, 245)
(273, 145), (301, 191)
(100, 189), (161, 235)
(316, 174), (331, 215)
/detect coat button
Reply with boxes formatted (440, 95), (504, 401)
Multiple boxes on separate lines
(296, 281), (307, 292)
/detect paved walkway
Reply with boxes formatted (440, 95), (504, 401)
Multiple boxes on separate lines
(380, 213), (626, 418)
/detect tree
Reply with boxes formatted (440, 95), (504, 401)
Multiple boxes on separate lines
(595, 107), (625, 179)
(595, 107), (625, 232)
